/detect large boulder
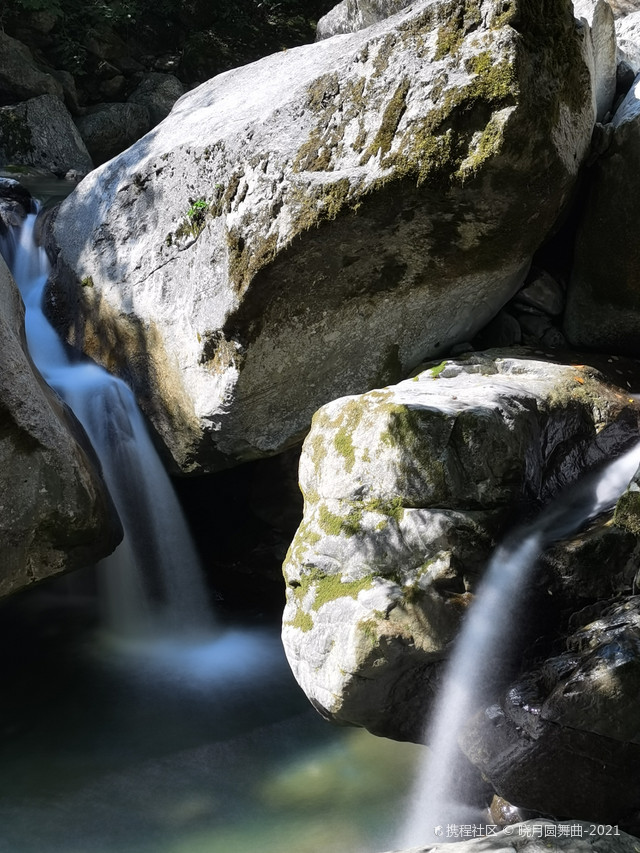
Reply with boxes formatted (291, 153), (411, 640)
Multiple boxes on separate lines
(0, 95), (93, 175)
(0, 253), (121, 598)
(127, 73), (184, 127)
(0, 31), (63, 107)
(281, 350), (640, 740)
(461, 596), (640, 825)
(315, 0), (412, 39)
(75, 102), (151, 166)
(564, 74), (640, 355)
(52, 0), (594, 474)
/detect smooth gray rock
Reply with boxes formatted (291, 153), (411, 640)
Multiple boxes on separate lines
(0, 31), (63, 107)
(574, 0), (617, 119)
(75, 102), (151, 165)
(52, 0), (594, 474)
(461, 597), (640, 823)
(282, 350), (640, 739)
(564, 73), (640, 354)
(513, 268), (565, 316)
(316, 0), (412, 39)
(0, 253), (121, 597)
(385, 820), (640, 853)
(127, 73), (184, 126)
(0, 95), (93, 174)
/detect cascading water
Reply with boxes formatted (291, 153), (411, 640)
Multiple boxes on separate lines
(399, 440), (640, 847)
(2, 206), (212, 639)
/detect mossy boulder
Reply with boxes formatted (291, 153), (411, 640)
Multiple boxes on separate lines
(53, 0), (594, 473)
(282, 350), (640, 740)
(0, 253), (121, 597)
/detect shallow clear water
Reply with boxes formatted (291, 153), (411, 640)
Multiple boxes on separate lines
(0, 592), (421, 853)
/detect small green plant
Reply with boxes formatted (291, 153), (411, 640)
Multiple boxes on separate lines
(186, 198), (210, 228)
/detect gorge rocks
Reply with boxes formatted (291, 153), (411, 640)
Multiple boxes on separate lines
(0, 95), (93, 175)
(53, 0), (594, 473)
(281, 350), (640, 739)
(0, 253), (121, 598)
(573, 0), (617, 120)
(460, 597), (640, 824)
(564, 72), (640, 355)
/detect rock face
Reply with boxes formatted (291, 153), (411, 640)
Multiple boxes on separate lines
(0, 253), (121, 598)
(564, 74), (640, 355)
(127, 73), (184, 127)
(384, 820), (640, 853)
(0, 95), (93, 174)
(52, 0), (594, 474)
(616, 11), (640, 70)
(315, 0), (412, 39)
(75, 102), (151, 166)
(461, 597), (640, 824)
(281, 350), (640, 739)
(573, 0), (617, 120)
(0, 31), (64, 106)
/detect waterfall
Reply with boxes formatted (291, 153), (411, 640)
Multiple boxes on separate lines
(2, 207), (212, 639)
(399, 441), (640, 846)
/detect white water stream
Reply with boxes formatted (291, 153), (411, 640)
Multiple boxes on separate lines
(2, 208), (211, 639)
(399, 441), (640, 845)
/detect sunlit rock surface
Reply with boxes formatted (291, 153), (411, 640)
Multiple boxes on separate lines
(281, 350), (640, 740)
(315, 0), (412, 39)
(460, 597), (640, 825)
(53, 0), (594, 473)
(0, 254), (121, 597)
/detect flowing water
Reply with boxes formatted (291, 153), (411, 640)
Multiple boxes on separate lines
(4, 209), (210, 637)
(399, 442), (640, 846)
(0, 195), (423, 852)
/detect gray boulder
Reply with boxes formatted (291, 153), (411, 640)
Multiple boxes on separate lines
(52, 0), (594, 474)
(127, 73), (184, 127)
(0, 254), (121, 597)
(0, 95), (93, 175)
(385, 821), (640, 853)
(75, 102), (151, 166)
(460, 597), (640, 824)
(573, 0), (617, 119)
(0, 31), (63, 107)
(315, 0), (412, 39)
(281, 350), (640, 739)
(564, 74), (640, 355)
(616, 10), (640, 70)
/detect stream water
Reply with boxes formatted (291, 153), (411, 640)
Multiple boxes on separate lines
(0, 194), (422, 852)
(399, 442), (640, 846)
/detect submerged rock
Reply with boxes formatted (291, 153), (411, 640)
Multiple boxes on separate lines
(460, 597), (640, 825)
(281, 350), (640, 739)
(53, 0), (594, 473)
(0, 254), (121, 598)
